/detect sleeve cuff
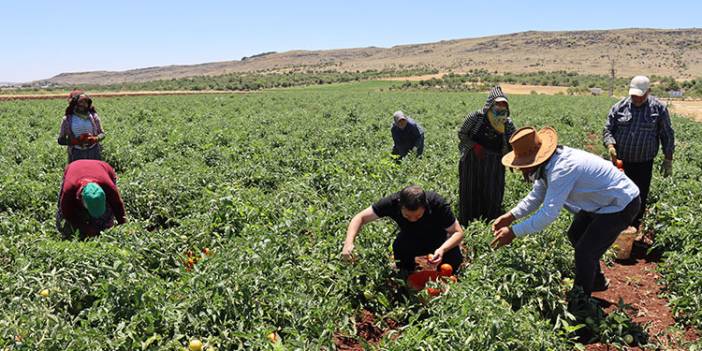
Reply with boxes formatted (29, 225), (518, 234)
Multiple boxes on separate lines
(512, 223), (528, 237)
(510, 208), (525, 220)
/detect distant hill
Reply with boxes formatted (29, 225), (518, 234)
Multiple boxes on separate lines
(39, 28), (702, 86)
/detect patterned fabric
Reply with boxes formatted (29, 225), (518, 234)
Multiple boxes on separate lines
(457, 86), (516, 223)
(458, 146), (505, 223)
(602, 96), (675, 163)
(58, 112), (105, 157)
(68, 144), (102, 163)
(458, 86), (516, 155)
(70, 115), (96, 139)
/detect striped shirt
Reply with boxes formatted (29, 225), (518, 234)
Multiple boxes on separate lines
(458, 85), (516, 155)
(602, 96), (675, 162)
(71, 115), (95, 138)
(510, 146), (640, 237)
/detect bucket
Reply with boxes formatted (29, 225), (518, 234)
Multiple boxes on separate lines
(612, 226), (637, 260)
(407, 270), (441, 290)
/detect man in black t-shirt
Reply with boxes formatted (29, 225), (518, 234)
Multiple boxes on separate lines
(341, 185), (464, 272)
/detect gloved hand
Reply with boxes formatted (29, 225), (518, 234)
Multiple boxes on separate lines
(662, 159), (673, 177)
(607, 144), (617, 162)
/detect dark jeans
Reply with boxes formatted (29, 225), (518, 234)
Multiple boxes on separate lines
(622, 160), (653, 227)
(567, 196), (641, 295)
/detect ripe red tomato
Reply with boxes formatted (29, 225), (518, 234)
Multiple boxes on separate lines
(440, 263), (453, 276)
(615, 159), (624, 170)
(426, 287), (441, 297)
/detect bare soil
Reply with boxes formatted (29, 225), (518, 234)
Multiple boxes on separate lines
(0, 90), (244, 101)
(667, 99), (702, 122)
(586, 247), (699, 350)
(499, 83), (570, 95)
(333, 310), (400, 351)
(379, 73), (445, 81)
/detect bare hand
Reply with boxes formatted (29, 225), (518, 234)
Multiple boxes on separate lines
(492, 212), (515, 231)
(607, 144), (618, 163)
(429, 248), (445, 264)
(341, 243), (355, 262)
(490, 227), (516, 249)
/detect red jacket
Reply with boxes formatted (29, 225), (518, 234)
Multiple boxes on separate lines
(60, 160), (126, 235)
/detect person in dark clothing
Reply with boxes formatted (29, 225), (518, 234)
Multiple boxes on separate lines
(341, 185), (464, 273)
(56, 160), (126, 239)
(457, 86), (516, 224)
(391, 111), (424, 158)
(603, 75), (675, 237)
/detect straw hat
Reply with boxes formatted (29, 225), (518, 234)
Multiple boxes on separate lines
(501, 127), (558, 169)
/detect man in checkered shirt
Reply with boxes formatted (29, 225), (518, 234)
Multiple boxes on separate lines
(603, 75), (675, 233)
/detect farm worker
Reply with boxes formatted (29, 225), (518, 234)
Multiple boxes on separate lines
(341, 185), (464, 273)
(602, 75), (675, 238)
(457, 86), (517, 224)
(491, 127), (641, 296)
(56, 160), (126, 239)
(57, 90), (106, 163)
(391, 111), (424, 159)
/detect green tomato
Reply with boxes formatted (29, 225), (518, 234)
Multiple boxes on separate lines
(623, 334), (634, 344)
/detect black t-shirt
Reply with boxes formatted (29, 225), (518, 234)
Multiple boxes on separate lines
(372, 191), (456, 246)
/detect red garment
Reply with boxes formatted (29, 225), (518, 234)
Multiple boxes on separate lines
(60, 160), (126, 235)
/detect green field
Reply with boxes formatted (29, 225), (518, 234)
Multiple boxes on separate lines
(1, 81), (700, 350)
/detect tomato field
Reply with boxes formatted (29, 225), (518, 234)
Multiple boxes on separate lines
(0, 81), (700, 350)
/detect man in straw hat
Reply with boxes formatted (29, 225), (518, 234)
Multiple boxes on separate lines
(603, 75), (675, 240)
(491, 127), (641, 296)
(56, 159), (126, 239)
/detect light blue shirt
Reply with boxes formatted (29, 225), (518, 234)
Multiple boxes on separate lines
(70, 114), (94, 137)
(510, 146), (640, 237)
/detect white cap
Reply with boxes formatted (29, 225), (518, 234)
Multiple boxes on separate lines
(494, 97), (508, 103)
(629, 76), (650, 96)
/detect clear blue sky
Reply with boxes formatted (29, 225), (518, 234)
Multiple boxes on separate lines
(2, 0), (700, 82)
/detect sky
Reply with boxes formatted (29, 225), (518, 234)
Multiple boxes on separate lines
(1, 0), (700, 82)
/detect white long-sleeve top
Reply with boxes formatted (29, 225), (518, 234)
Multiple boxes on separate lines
(510, 146), (640, 237)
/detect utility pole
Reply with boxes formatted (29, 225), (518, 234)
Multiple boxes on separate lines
(609, 57), (616, 97)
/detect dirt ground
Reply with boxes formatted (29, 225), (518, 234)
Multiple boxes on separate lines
(586, 247), (699, 350)
(0, 90), (242, 101)
(379, 73), (445, 81)
(333, 309), (400, 350)
(499, 83), (570, 95)
(666, 99), (702, 122)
